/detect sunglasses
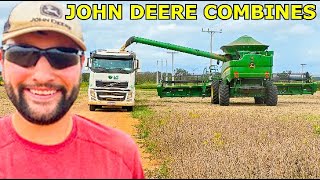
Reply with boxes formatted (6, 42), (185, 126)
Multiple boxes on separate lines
(2, 44), (84, 70)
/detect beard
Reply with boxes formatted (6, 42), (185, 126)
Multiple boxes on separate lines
(4, 81), (80, 126)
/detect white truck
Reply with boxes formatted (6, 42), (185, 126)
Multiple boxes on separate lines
(86, 49), (139, 111)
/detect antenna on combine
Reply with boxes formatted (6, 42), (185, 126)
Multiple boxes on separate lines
(201, 28), (222, 67)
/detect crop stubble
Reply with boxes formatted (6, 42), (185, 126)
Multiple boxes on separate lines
(136, 89), (320, 178)
(1, 86), (320, 178)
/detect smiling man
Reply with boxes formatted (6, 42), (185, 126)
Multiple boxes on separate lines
(0, 1), (144, 179)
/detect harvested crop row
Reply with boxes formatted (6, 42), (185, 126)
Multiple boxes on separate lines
(136, 89), (320, 178)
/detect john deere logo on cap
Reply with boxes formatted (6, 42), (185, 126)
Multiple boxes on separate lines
(40, 4), (62, 19)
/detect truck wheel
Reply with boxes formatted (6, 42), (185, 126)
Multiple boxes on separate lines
(265, 82), (278, 106)
(89, 105), (96, 111)
(254, 97), (264, 104)
(219, 83), (230, 106)
(124, 106), (133, 112)
(211, 80), (219, 104)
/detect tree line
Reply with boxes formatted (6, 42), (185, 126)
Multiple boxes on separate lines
(81, 68), (192, 85)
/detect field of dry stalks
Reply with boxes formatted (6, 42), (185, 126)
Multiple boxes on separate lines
(1, 86), (320, 178)
(136, 89), (320, 178)
(0, 87), (15, 116)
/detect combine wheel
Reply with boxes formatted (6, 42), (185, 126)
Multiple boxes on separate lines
(265, 82), (278, 106)
(211, 80), (219, 104)
(254, 97), (264, 104)
(219, 83), (230, 106)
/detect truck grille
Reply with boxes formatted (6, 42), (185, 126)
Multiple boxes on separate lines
(96, 81), (128, 88)
(96, 92), (127, 101)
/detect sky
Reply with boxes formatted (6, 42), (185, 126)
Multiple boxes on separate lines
(0, 1), (319, 76)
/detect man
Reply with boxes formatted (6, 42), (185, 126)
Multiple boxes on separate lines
(0, 1), (145, 178)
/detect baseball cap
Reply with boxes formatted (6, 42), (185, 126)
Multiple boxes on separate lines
(2, 1), (86, 51)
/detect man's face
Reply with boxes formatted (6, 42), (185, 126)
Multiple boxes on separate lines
(0, 31), (84, 125)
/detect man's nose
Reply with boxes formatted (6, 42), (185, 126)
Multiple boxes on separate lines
(31, 56), (55, 83)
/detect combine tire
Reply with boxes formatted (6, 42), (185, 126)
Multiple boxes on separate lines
(211, 80), (219, 104)
(265, 82), (278, 106)
(89, 105), (96, 111)
(254, 97), (264, 104)
(219, 83), (230, 106)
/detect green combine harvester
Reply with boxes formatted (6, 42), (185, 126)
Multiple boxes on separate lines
(120, 35), (318, 106)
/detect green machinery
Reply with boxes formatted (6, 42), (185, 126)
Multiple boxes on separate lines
(120, 35), (318, 106)
(272, 71), (317, 95)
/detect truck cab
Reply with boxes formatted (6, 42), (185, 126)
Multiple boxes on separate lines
(87, 49), (139, 111)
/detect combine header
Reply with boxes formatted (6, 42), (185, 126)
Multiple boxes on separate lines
(273, 71), (317, 95)
(121, 35), (317, 106)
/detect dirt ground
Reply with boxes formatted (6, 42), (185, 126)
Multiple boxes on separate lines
(70, 93), (158, 174)
(0, 86), (158, 175)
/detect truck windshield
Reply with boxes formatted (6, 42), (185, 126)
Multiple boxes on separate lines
(91, 58), (133, 73)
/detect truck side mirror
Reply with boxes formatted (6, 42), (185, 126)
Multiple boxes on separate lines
(86, 58), (90, 68)
(135, 59), (140, 70)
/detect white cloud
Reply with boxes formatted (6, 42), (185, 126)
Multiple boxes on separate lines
(277, 23), (315, 36)
(217, 19), (272, 32)
(157, 23), (177, 31)
(145, 22), (197, 39)
(306, 49), (320, 60)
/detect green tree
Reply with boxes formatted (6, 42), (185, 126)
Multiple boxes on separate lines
(174, 68), (190, 76)
(136, 72), (157, 85)
(82, 73), (90, 82)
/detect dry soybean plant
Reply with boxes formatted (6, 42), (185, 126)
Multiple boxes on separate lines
(0, 87), (15, 117)
(136, 89), (320, 179)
